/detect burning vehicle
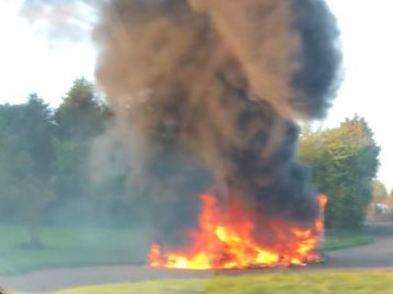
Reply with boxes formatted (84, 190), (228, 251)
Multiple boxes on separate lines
(94, 0), (341, 270)
(5, 0), (393, 292)
(149, 193), (328, 269)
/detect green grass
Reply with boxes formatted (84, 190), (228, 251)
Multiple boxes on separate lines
(323, 232), (374, 251)
(57, 270), (393, 294)
(0, 224), (153, 276)
(0, 224), (374, 276)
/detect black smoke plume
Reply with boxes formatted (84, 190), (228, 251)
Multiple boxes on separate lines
(93, 0), (341, 242)
(21, 0), (341, 242)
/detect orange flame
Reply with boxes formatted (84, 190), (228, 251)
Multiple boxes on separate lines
(149, 193), (327, 270)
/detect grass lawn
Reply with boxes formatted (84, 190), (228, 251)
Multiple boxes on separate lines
(323, 232), (374, 251)
(57, 270), (393, 293)
(0, 224), (373, 276)
(0, 224), (153, 276)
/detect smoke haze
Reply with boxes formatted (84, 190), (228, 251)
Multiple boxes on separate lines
(21, 0), (342, 243)
(94, 0), (341, 238)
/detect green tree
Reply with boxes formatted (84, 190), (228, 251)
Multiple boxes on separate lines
(0, 95), (55, 247)
(55, 78), (105, 141)
(51, 78), (107, 225)
(299, 116), (380, 231)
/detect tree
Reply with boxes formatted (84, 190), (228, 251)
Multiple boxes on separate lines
(372, 180), (388, 202)
(51, 78), (107, 225)
(0, 95), (55, 247)
(299, 116), (380, 231)
(55, 78), (106, 141)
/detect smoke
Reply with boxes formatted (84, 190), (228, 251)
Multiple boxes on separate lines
(21, 0), (342, 242)
(93, 0), (341, 234)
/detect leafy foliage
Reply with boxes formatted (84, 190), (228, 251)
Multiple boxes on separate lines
(0, 79), (383, 247)
(0, 95), (55, 246)
(0, 80), (109, 244)
(50, 78), (107, 225)
(372, 180), (389, 202)
(299, 116), (380, 230)
(55, 78), (106, 141)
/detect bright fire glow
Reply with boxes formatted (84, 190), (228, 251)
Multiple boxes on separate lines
(148, 193), (327, 270)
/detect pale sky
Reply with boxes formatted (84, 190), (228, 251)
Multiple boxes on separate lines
(0, 0), (392, 190)
(323, 0), (393, 191)
(0, 0), (96, 105)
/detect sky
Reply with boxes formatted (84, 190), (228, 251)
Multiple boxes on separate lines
(0, 0), (392, 190)
(0, 0), (96, 105)
(322, 0), (393, 190)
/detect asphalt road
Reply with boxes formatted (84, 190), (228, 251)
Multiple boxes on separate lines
(326, 235), (393, 268)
